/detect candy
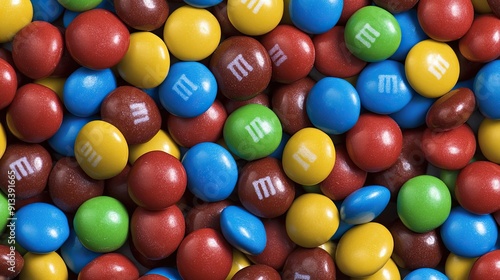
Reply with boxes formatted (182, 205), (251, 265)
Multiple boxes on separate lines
(425, 88), (476, 132)
(0, 0), (33, 43)
(0, 58), (17, 110)
(227, 0), (283, 36)
(114, 0), (169, 31)
(445, 253), (478, 280)
(340, 185), (391, 225)
(281, 247), (336, 279)
(128, 129), (181, 163)
(373, 0), (418, 14)
(78, 253), (139, 280)
(60, 229), (101, 274)
(185, 199), (233, 233)
(473, 60), (500, 119)
(459, 14), (500, 63)
(225, 249), (251, 280)
(19, 251), (67, 280)
(31, 0), (64, 22)
(469, 249), (500, 279)
(404, 268), (448, 280)
(478, 118), (500, 164)
(57, 0), (103, 11)
(289, 0), (343, 34)
(390, 93), (436, 129)
(0, 244), (24, 279)
(232, 264), (280, 280)
(391, 9), (428, 62)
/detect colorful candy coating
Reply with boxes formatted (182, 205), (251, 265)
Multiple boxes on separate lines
(404, 268), (448, 280)
(19, 252), (67, 280)
(114, 0), (169, 31)
(445, 253), (477, 280)
(425, 88), (476, 132)
(469, 249), (500, 279)
(289, 0), (343, 34)
(128, 129), (181, 164)
(340, 185), (391, 225)
(60, 229), (102, 274)
(281, 247), (336, 279)
(0, 58), (17, 110)
(459, 14), (500, 63)
(391, 9), (428, 62)
(478, 118), (500, 164)
(0, 0), (33, 43)
(57, 0), (102, 11)
(227, 0), (283, 36)
(0, 244), (24, 279)
(78, 253), (139, 280)
(473, 60), (500, 119)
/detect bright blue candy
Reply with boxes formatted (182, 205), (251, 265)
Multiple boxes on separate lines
(60, 229), (101, 274)
(183, 0), (223, 8)
(289, 0), (343, 34)
(389, 93), (435, 129)
(356, 60), (414, 114)
(473, 60), (500, 119)
(390, 9), (428, 61)
(159, 61), (218, 118)
(403, 268), (448, 280)
(269, 132), (290, 160)
(31, 0), (64, 22)
(63, 9), (80, 28)
(441, 206), (498, 258)
(220, 205), (267, 255)
(142, 87), (161, 106)
(48, 114), (96, 156)
(331, 219), (354, 240)
(14, 202), (70, 253)
(306, 77), (360, 135)
(63, 67), (117, 117)
(340, 185), (391, 225)
(145, 267), (182, 280)
(182, 142), (238, 202)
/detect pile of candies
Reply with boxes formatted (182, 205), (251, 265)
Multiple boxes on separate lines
(2, 0), (500, 279)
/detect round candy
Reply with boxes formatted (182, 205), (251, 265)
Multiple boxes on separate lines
(281, 247), (336, 279)
(60, 230), (102, 274)
(459, 15), (500, 62)
(335, 222), (393, 278)
(181, 142), (238, 202)
(63, 67), (117, 117)
(128, 151), (187, 210)
(455, 161), (500, 214)
(478, 118), (500, 164)
(128, 129), (180, 164)
(0, 244), (24, 279)
(0, 0), (33, 43)
(163, 6), (221, 61)
(441, 206), (498, 258)
(397, 175), (451, 233)
(73, 196), (129, 252)
(74, 120), (128, 180)
(19, 252), (67, 280)
(232, 264), (280, 280)
(6, 83), (63, 143)
(227, 0), (283, 36)
(185, 199), (233, 233)
(220, 205), (267, 255)
(390, 9), (428, 62)
(78, 253), (139, 280)
(0, 193), (8, 231)
(445, 253), (478, 280)
(48, 114), (94, 157)
(12, 21), (63, 79)
(31, 0), (64, 22)
(223, 104), (282, 161)
(184, 0), (223, 7)
(390, 93), (436, 129)
(0, 58), (17, 110)
(473, 60), (500, 119)
(176, 228), (233, 280)
(425, 87), (476, 131)
(306, 76), (361, 134)
(404, 268), (448, 280)
(340, 185), (391, 225)
(66, 9), (129, 69)
(101, 85), (161, 145)
(114, 0), (169, 31)
(469, 249), (500, 279)
(344, 6), (401, 62)
(289, 0), (343, 34)
(282, 127), (335, 186)
(224, 249), (252, 280)
(346, 113), (403, 172)
(405, 39), (460, 98)
(117, 31), (170, 89)
(285, 193), (339, 248)
(159, 61), (218, 118)
(144, 267), (182, 279)
(57, 0), (102, 11)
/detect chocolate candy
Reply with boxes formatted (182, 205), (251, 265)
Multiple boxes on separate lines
(469, 250), (500, 279)
(478, 118), (500, 164)
(227, 0), (283, 36)
(19, 252), (68, 280)
(60, 229), (102, 274)
(473, 59), (500, 119)
(232, 264), (280, 280)
(114, 0), (169, 31)
(0, 0), (33, 43)
(425, 88), (476, 132)
(340, 185), (391, 225)
(459, 14), (500, 62)
(373, 0), (418, 13)
(0, 244), (24, 279)
(0, 58), (17, 109)
(281, 247), (336, 280)
(289, 0), (342, 34)
(78, 253), (139, 280)
(185, 199), (233, 233)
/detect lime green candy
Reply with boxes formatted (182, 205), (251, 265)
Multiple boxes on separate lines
(73, 196), (129, 252)
(0, 192), (8, 232)
(344, 6), (401, 62)
(57, 0), (103, 11)
(223, 104), (282, 161)
(397, 175), (452, 233)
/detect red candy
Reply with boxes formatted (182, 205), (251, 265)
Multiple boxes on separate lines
(104, 164), (137, 211)
(185, 199), (233, 234)
(0, 58), (17, 109)
(6, 83), (63, 143)
(459, 14), (500, 62)
(0, 245), (23, 279)
(78, 253), (139, 280)
(232, 264), (281, 280)
(114, 0), (169, 31)
(425, 88), (476, 132)
(65, 9), (130, 69)
(469, 250), (500, 280)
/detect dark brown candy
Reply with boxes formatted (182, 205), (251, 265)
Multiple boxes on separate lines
(281, 247), (336, 280)
(114, 0), (169, 31)
(185, 199), (233, 234)
(232, 264), (281, 280)
(425, 88), (476, 132)
(0, 244), (24, 279)
(372, 0), (419, 13)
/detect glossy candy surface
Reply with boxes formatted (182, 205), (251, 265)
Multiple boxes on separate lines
(232, 264), (280, 280)
(0, 58), (17, 110)
(114, 0), (169, 31)
(478, 118), (500, 164)
(281, 247), (336, 280)
(0, 0), (33, 43)
(78, 253), (139, 280)
(60, 230), (102, 274)
(425, 88), (476, 131)
(227, 0), (283, 36)
(459, 14), (500, 63)
(19, 252), (67, 280)
(128, 129), (181, 164)
(469, 250), (500, 279)
(473, 60), (500, 119)
(340, 185), (391, 225)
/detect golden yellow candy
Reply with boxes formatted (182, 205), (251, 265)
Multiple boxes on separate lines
(35, 77), (66, 101)
(318, 240), (337, 259)
(19, 252), (68, 280)
(74, 120), (128, 180)
(478, 118), (500, 164)
(0, 0), (33, 43)
(445, 253), (478, 280)
(227, 0), (284, 36)
(225, 249), (252, 280)
(353, 258), (400, 280)
(335, 222), (394, 278)
(405, 40), (459, 98)
(282, 127), (335, 186)
(129, 129), (180, 164)
(163, 6), (221, 61)
(286, 193), (339, 248)
(472, 0), (492, 13)
(117, 32), (170, 89)
(0, 123), (6, 159)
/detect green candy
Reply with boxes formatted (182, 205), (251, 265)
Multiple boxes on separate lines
(397, 175), (452, 233)
(73, 196), (129, 252)
(345, 6), (401, 62)
(0, 192), (8, 233)
(223, 104), (282, 161)
(57, 0), (103, 12)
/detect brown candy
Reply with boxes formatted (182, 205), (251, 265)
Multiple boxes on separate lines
(185, 199), (233, 234)
(281, 247), (336, 280)
(425, 87), (476, 132)
(232, 264), (281, 280)
(0, 244), (24, 279)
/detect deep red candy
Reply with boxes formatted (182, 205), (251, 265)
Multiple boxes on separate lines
(0, 244), (24, 279)
(65, 9), (130, 69)
(489, 0), (500, 17)
(232, 264), (281, 280)
(0, 58), (17, 109)
(78, 253), (139, 280)
(426, 88), (476, 132)
(128, 237), (169, 269)
(185, 199), (233, 234)
(372, 0), (418, 13)
(114, 0), (169, 31)
(138, 275), (170, 280)
(281, 247), (336, 280)
(104, 164), (137, 212)
(469, 250), (500, 280)
(459, 14), (500, 63)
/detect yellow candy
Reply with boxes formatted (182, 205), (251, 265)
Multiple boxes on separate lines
(0, 0), (33, 43)
(286, 193), (339, 248)
(225, 249), (252, 280)
(445, 253), (478, 280)
(282, 127), (335, 186)
(129, 129), (180, 164)
(163, 6), (221, 61)
(74, 120), (128, 180)
(19, 252), (68, 280)
(117, 32), (170, 89)
(405, 39), (459, 98)
(35, 77), (66, 101)
(318, 240), (337, 259)
(472, 0), (492, 13)
(335, 222), (394, 278)
(0, 123), (6, 159)
(478, 118), (500, 164)
(353, 258), (400, 280)
(227, 0), (284, 36)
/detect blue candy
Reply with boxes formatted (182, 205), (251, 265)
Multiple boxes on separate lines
(473, 60), (500, 119)
(356, 60), (414, 114)
(390, 9), (428, 61)
(182, 142), (238, 202)
(389, 93), (435, 129)
(220, 205), (267, 255)
(145, 267), (182, 280)
(14, 202), (70, 253)
(48, 113), (96, 156)
(403, 268), (448, 280)
(63, 67), (117, 117)
(306, 77), (360, 135)
(269, 132), (290, 160)
(441, 206), (498, 258)
(159, 61), (218, 118)
(31, 0), (64, 22)
(60, 229), (102, 274)
(289, 0), (343, 34)
(183, 0), (223, 8)
(340, 185), (391, 225)
(331, 219), (354, 240)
